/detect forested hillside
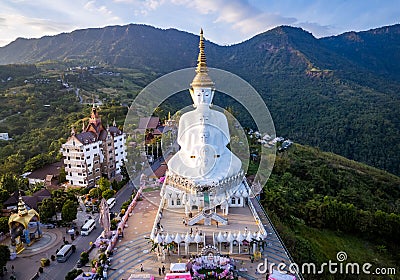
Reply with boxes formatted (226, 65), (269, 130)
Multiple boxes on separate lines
(262, 143), (400, 279)
(1, 24), (399, 176)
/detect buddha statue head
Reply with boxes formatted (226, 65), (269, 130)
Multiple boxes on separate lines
(190, 29), (215, 108)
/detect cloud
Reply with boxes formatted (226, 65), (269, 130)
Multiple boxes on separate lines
(171, 0), (297, 38)
(113, 0), (165, 15)
(296, 21), (333, 38)
(84, 1), (114, 16)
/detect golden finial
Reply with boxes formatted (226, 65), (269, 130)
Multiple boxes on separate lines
(191, 28), (214, 88)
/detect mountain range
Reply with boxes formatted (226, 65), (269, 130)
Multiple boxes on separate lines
(0, 23), (399, 175)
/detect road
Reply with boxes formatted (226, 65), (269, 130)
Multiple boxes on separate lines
(40, 217), (103, 279)
(41, 182), (134, 279)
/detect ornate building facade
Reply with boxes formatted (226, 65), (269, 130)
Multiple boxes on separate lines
(62, 105), (127, 188)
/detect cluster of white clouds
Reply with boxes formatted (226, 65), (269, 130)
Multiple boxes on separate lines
(0, 0), (398, 47)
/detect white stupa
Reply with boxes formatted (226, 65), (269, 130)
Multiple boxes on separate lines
(160, 29), (248, 226)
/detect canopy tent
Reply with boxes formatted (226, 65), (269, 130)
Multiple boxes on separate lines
(128, 274), (155, 280)
(170, 262), (187, 273)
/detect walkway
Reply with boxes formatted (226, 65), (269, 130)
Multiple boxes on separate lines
(249, 197), (303, 279)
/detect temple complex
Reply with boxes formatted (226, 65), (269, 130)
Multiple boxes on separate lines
(150, 30), (267, 257)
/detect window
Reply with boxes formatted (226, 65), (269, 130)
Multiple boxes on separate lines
(231, 197), (236, 204)
(177, 198), (181, 205)
(171, 200), (174, 206)
(87, 156), (90, 159)
(238, 198), (241, 204)
(86, 148), (90, 151)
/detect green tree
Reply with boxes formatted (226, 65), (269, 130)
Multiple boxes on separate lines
(59, 166), (66, 183)
(0, 173), (27, 194)
(0, 217), (9, 234)
(102, 189), (115, 200)
(61, 200), (78, 223)
(38, 198), (56, 223)
(0, 154), (25, 175)
(98, 177), (111, 192)
(80, 251), (89, 264)
(65, 268), (83, 280)
(0, 189), (9, 203)
(23, 153), (53, 172)
(89, 188), (101, 199)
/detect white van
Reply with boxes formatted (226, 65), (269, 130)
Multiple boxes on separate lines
(107, 197), (116, 209)
(81, 219), (96, 236)
(56, 244), (74, 262)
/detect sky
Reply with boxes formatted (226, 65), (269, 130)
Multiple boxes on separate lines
(0, 0), (399, 47)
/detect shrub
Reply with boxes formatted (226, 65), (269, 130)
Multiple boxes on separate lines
(80, 251), (89, 264)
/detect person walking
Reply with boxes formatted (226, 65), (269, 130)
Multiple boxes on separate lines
(159, 267), (162, 276)
(140, 263), (144, 272)
(162, 265), (165, 275)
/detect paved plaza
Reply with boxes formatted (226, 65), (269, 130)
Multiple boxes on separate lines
(106, 187), (297, 280)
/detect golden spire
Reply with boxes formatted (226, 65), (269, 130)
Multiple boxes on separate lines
(196, 29), (207, 73)
(191, 29), (214, 88)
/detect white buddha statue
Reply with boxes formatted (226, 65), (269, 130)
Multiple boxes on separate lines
(168, 29), (242, 185)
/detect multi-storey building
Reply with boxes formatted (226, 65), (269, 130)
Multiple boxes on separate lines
(62, 105), (127, 188)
